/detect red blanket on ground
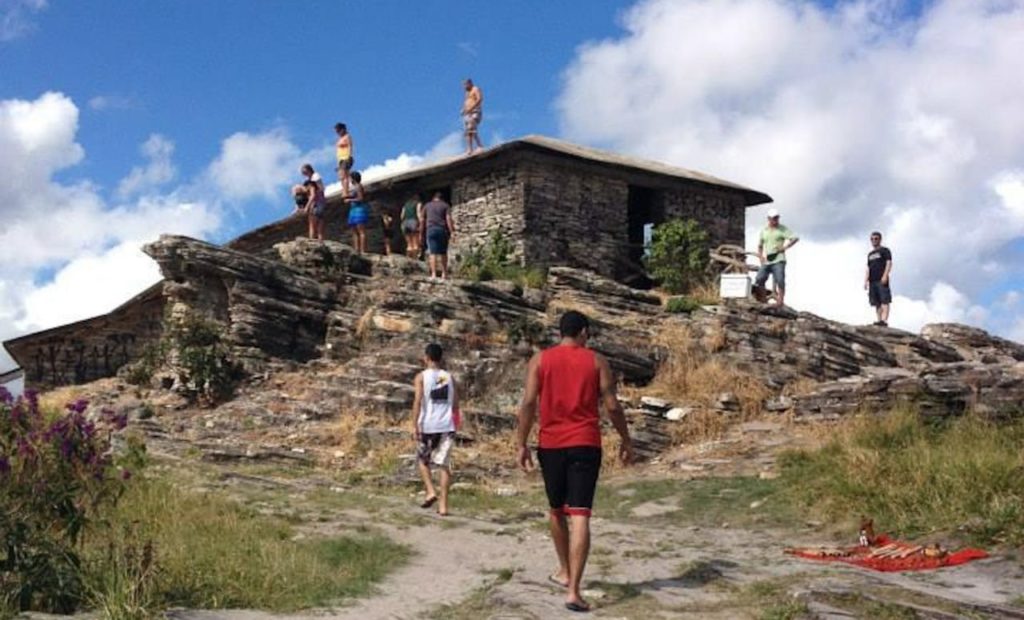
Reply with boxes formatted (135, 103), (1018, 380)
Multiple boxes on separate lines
(785, 535), (989, 572)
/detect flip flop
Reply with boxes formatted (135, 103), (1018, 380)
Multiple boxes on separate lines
(548, 575), (569, 588)
(437, 510), (449, 517)
(565, 601), (591, 613)
(420, 496), (438, 509)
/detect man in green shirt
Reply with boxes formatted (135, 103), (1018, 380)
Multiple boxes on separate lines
(754, 208), (799, 307)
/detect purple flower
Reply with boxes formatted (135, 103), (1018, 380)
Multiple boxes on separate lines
(0, 455), (10, 475)
(0, 386), (12, 405)
(120, 469), (132, 481)
(60, 438), (74, 459)
(66, 399), (89, 414)
(25, 389), (39, 412)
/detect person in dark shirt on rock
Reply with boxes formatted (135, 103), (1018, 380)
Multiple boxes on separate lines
(865, 231), (893, 326)
(515, 311), (634, 613)
(380, 208), (396, 256)
(420, 192), (455, 280)
(299, 164), (326, 241)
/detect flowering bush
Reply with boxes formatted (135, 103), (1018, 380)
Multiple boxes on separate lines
(0, 388), (131, 614)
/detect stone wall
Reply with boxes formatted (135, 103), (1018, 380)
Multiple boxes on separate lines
(520, 157), (630, 279)
(661, 186), (746, 248)
(449, 162), (526, 264)
(4, 286), (165, 389)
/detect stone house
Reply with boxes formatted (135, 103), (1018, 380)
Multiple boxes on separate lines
(234, 135), (772, 284)
(3, 135), (771, 389)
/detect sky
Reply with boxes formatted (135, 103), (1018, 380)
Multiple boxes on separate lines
(1, 0), (1023, 372)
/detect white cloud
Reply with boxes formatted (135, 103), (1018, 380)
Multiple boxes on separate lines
(88, 95), (137, 112)
(0, 0), (46, 42)
(358, 132), (463, 185)
(558, 0), (1024, 336)
(117, 134), (176, 198)
(0, 93), (222, 371)
(17, 241), (162, 332)
(206, 128), (303, 201)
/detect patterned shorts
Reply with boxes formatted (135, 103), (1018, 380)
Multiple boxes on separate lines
(418, 432), (455, 468)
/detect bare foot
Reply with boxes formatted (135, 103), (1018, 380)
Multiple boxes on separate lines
(548, 573), (569, 588)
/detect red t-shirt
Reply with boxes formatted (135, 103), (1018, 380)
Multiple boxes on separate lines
(537, 344), (602, 449)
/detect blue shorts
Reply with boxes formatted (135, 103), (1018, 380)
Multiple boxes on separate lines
(755, 261), (786, 290)
(426, 227), (449, 255)
(868, 281), (892, 307)
(347, 204), (368, 226)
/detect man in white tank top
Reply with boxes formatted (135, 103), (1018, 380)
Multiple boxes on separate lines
(411, 343), (459, 516)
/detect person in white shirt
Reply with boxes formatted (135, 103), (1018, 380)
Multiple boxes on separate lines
(411, 343), (459, 516)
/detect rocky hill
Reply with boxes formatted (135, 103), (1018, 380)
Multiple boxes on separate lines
(62, 234), (1022, 470)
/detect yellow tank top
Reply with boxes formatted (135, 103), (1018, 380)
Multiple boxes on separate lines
(336, 139), (352, 162)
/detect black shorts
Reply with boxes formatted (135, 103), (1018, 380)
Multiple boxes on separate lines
(537, 446), (602, 517)
(338, 157), (354, 172)
(868, 281), (892, 307)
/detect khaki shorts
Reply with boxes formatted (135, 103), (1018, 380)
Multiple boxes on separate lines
(418, 432), (455, 468)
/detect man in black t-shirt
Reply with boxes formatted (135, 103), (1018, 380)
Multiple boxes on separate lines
(864, 231), (893, 326)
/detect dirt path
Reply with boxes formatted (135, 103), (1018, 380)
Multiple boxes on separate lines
(168, 473), (1024, 620)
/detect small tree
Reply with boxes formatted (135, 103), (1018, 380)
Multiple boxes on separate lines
(645, 219), (709, 294)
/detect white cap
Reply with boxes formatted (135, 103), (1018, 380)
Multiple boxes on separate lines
(766, 208), (780, 218)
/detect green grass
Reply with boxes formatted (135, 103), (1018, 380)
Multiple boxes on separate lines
(83, 477), (410, 614)
(597, 476), (796, 527)
(778, 408), (1024, 545)
(665, 296), (703, 313)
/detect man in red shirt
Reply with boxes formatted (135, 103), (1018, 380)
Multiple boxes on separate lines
(516, 310), (634, 613)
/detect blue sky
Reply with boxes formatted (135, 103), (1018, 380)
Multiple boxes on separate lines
(1, 0), (1023, 371)
(2, 0), (629, 228)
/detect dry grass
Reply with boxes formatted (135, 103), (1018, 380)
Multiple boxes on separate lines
(648, 323), (769, 415)
(645, 322), (771, 444)
(688, 280), (721, 305)
(354, 307), (376, 343)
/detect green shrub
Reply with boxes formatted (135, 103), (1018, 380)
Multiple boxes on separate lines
(165, 313), (242, 406)
(122, 342), (168, 387)
(665, 297), (702, 313)
(0, 393), (133, 614)
(505, 316), (547, 346)
(778, 408), (1024, 545)
(645, 219), (710, 294)
(460, 230), (547, 288)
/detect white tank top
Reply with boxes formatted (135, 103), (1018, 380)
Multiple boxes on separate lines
(419, 369), (455, 434)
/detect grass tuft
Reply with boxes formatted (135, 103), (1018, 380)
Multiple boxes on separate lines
(778, 407), (1024, 545)
(84, 477), (409, 613)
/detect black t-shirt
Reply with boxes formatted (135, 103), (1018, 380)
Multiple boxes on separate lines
(867, 246), (892, 283)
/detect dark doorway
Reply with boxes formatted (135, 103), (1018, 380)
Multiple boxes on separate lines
(423, 186), (452, 204)
(623, 185), (663, 287)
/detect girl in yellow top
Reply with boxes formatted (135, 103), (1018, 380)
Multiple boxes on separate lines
(334, 122), (354, 196)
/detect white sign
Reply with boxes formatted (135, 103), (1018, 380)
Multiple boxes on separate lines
(720, 274), (751, 299)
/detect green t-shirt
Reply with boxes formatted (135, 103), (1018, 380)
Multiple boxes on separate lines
(760, 225), (796, 264)
(401, 200), (418, 222)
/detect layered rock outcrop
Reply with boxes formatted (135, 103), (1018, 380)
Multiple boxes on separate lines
(138, 234), (1023, 459)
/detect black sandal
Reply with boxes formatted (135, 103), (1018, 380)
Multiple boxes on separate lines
(420, 496), (438, 509)
(565, 601), (591, 613)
